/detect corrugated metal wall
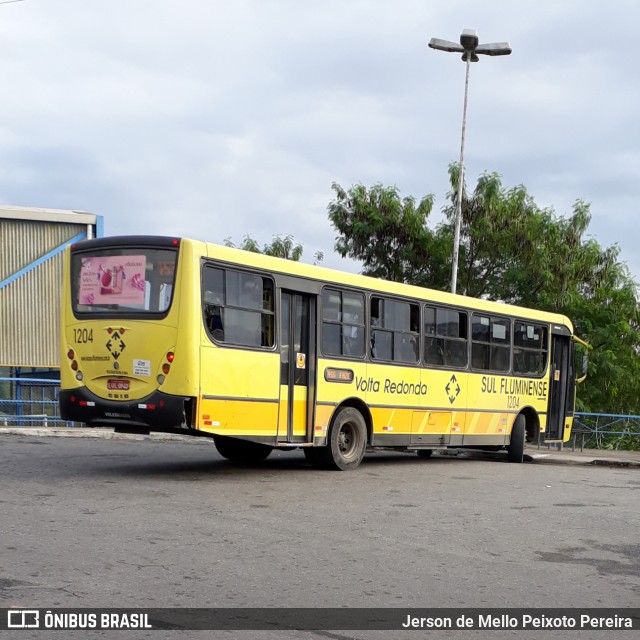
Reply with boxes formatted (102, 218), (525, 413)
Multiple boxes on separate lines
(0, 219), (85, 368)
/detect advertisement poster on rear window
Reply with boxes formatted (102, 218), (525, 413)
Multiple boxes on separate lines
(78, 255), (146, 306)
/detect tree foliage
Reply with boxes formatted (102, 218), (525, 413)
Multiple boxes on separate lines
(327, 182), (448, 284)
(224, 234), (323, 264)
(328, 170), (640, 414)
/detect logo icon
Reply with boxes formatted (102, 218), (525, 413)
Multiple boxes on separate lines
(446, 374), (461, 404)
(8, 610), (39, 629)
(106, 328), (127, 361)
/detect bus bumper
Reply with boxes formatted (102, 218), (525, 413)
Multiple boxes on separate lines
(60, 388), (189, 430)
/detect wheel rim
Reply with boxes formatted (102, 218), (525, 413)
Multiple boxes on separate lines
(338, 422), (360, 460)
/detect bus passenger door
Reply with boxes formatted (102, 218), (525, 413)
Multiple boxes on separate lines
(547, 334), (570, 441)
(278, 292), (316, 444)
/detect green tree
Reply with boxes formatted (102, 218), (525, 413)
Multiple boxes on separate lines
(327, 182), (447, 284)
(224, 234), (323, 264)
(441, 166), (624, 306)
(328, 171), (640, 414)
(566, 255), (640, 413)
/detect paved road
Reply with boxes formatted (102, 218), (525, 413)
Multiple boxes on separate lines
(1, 435), (639, 639)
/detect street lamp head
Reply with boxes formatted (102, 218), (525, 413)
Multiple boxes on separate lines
(429, 30), (512, 61)
(460, 29), (478, 51)
(428, 37), (464, 53)
(475, 42), (512, 56)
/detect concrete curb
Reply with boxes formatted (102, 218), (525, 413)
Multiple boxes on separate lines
(525, 451), (640, 468)
(433, 447), (640, 467)
(0, 427), (207, 444)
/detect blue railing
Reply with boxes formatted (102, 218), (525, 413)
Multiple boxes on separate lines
(0, 377), (75, 427)
(572, 412), (640, 451)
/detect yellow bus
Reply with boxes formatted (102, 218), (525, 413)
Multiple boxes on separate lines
(60, 235), (586, 470)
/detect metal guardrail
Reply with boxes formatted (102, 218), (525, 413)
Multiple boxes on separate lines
(571, 412), (640, 451)
(1, 414), (51, 426)
(0, 377), (76, 427)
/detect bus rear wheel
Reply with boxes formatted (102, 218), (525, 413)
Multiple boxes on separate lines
(317, 407), (367, 471)
(416, 449), (433, 458)
(507, 414), (526, 463)
(213, 436), (272, 463)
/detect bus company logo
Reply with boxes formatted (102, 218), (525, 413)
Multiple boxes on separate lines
(446, 374), (461, 404)
(8, 609), (39, 628)
(105, 328), (127, 361)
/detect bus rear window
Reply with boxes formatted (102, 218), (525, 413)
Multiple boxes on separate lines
(71, 248), (178, 315)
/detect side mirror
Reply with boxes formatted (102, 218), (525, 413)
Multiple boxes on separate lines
(572, 336), (590, 384)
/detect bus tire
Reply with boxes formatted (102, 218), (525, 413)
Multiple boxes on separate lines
(213, 436), (272, 463)
(416, 449), (433, 458)
(507, 414), (526, 463)
(318, 407), (367, 471)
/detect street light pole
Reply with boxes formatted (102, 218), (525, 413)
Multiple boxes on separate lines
(428, 29), (511, 295)
(451, 54), (471, 297)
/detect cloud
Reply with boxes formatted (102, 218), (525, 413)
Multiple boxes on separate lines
(0, 0), (638, 279)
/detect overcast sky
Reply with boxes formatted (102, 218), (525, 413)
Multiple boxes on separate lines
(1, 0), (639, 282)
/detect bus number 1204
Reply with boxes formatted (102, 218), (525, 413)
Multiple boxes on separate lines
(73, 328), (94, 344)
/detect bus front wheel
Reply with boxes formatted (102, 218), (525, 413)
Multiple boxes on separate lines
(318, 407), (367, 471)
(507, 415), (526, 463)
(213, 436), (272, 463)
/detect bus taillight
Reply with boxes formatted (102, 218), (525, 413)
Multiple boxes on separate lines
(162, 352), (174, 374)
(157, 352), (175, 385)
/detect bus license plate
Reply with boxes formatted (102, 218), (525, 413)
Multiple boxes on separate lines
(107, 379), (130, 391)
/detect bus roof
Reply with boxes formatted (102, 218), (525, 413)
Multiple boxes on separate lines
(73, 235), (574, 332)
(201, 240), (574, 332)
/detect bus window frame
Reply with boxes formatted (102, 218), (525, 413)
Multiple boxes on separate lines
(423, 303), (469, 370)
(470, 312), (513, 374)
(512, 320), (549, 378)
(70, 245), (179, 321)
(201, 262), (277, 352)
(369, 295), (420, 365)
(320, 286), (367, 361)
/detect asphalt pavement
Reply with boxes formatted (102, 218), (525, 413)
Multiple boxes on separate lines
(1, 426), (639, 468)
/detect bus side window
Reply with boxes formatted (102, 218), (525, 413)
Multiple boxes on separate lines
(204, 289), (225, 341)
(371, 329), (392, 360)
(425, 337), (444, 366)
(471, 314), (510, 372)
(226, 309), (261, 346)
(424, 306), (467, 368)
(158, 282), (170, 312)
(447, 340), (467, 367)
(491, 345), (510, 372)
(401, 334), (419, 362)
(472, 343), (489, 370)
(322, 288), (365, 358)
